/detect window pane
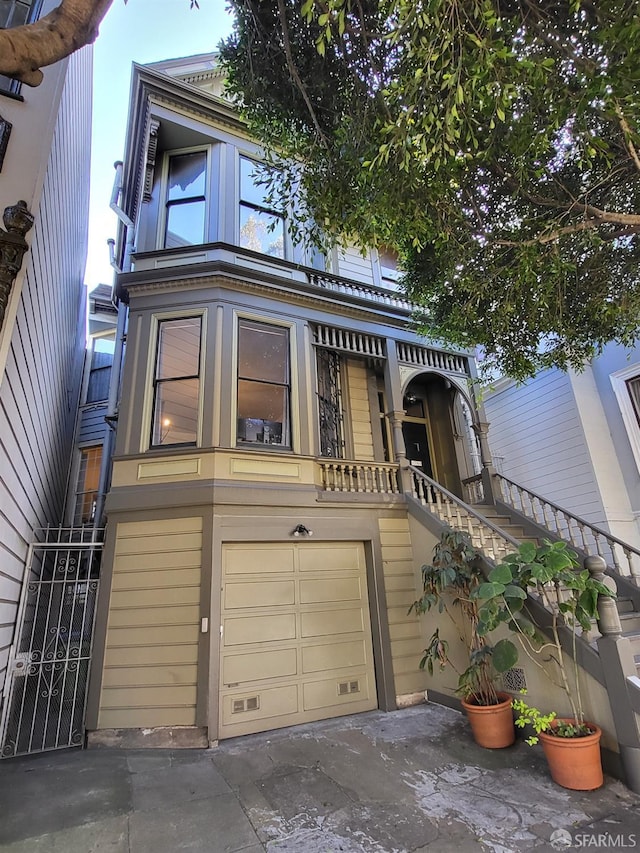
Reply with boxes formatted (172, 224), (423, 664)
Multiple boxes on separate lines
(237, 381), (287, 445)
(156, 317), (201, 380)
(152, 378), (200, 445)
(165, 200), (205, 248)
(168, 152), (206, 201)
(74, 446), (102, 526)
(239, 207), (284, 258)
(0, 0), (32, 28)
(238, 320), (288, 383)
(240, 157), (272, 208)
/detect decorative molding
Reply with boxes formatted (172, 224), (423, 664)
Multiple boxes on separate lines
(142, 118), (160, 202)
(0, 113), (11, 172)
(0, 200), (34, 332)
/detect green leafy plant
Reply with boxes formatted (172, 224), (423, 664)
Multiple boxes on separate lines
(410, 528), (517, 706)
(476, 540), (615, 736)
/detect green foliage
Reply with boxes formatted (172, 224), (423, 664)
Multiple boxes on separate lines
(512, 693), (593, 744)
(410, 528), (518, 705)
(220, 1), (640, 381)
(476, 540), (616, 731)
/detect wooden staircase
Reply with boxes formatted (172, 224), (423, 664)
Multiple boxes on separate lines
(407, 463), (640, 791)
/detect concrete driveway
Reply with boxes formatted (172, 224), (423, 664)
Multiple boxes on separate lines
(0, 703), (637, 852)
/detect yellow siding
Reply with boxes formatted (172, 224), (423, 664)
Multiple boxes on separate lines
(379, 517), (427, 698)
(347, 360), (375, 461)
(98, 517), (203, 729)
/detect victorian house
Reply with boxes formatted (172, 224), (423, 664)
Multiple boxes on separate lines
(83, 53), (640, 792)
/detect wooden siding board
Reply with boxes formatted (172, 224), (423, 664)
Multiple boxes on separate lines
(98, 517), (203, 729)
(485, 369), (605, 523)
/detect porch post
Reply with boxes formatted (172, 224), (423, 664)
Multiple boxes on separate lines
(586, 556), (640, 793)
(384, 339), (412, 492)
(472, 420), (497, 504)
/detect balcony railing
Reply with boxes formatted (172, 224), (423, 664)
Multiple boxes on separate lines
(319, 461), (401, 494)
(308, 271), (412, 312)
(496, 473), (640, 583)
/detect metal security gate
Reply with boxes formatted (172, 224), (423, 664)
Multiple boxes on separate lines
(0, 527), (103, 758)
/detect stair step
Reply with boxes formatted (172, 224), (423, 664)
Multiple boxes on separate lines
(617, 597), (636, 614)
(620, 612), (640, 633)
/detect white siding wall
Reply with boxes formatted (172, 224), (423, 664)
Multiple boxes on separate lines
(336, 246), (375, 285)
(484, 369), (607, 525)
(0, 48), (91, 696)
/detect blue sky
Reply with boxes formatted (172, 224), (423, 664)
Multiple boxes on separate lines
(85, 0), (233, 290)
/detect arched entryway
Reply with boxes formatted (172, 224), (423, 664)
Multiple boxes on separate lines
(401, 373), (479, 499)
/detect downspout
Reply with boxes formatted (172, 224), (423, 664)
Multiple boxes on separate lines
(93, 162), (134, 527)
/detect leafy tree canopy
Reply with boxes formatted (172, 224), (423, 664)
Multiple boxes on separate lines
(220, 0), (640, 380)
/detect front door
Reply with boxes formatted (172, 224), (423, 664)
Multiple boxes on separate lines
(402, 420), (433, 477)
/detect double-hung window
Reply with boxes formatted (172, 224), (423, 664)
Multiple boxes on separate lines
(239, 156), (285, 258)
(237, 319), (290, 448)
(151, 316), (202, 447)
(164, 150), (207, 248)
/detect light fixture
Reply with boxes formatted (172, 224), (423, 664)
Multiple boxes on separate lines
(291, 524), (313, 537)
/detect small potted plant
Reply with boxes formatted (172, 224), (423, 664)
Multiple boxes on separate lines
(410, 528), (518, 748)
(476, 539), (615, 789)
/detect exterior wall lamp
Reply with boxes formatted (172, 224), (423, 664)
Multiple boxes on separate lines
(291, 524), (313, 537)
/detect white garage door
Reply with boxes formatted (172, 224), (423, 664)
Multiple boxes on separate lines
(219, 541), (377, 738)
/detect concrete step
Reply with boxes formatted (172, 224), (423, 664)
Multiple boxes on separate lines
(620, 612), (640, 633)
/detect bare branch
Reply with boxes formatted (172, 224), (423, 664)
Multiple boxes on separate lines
(615, 102), (640, 173)
(0, 0), (114, 86)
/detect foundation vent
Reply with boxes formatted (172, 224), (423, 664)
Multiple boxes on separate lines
(338, 680), (360, 696)
(501, 667), (527, 693)
(232, 696), (260, 714)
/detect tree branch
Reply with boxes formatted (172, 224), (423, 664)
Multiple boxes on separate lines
(0, 0), (114, 86)
(615, 102), (640, 173)
(275, 0), (327, 145)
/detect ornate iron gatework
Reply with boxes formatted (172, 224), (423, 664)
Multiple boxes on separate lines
(316, 348), (345, 458)
(0, 527), (102, 758)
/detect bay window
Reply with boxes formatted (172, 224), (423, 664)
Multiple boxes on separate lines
(239, 156), (285, 258)
(164, 150), (207, 248)
(151, 316), (202, 447)
(237, 319), (290, 447)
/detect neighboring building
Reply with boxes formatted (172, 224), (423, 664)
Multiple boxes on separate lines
(0, 2), (92, 717)
(66, 283), (118, 528)
(484, 342), (640, 550)
(85, 54), (484, 745)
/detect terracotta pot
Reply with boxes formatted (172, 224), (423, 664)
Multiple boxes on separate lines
(461, 692), (515, 749)
(539, 719), (603, 790)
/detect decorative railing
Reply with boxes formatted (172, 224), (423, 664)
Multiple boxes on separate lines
(409, 466), (518, 561)
(308, 271), (412, 311)
(319, 461), (401, 494)
(461, 473), (485, 505)
(395, 341), (469, 375)
(496, 474), (640, 583)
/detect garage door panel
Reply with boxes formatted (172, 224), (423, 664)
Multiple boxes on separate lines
(300, 577), (362, 604)
(303, 672), (373, 711)
(299, 545), (362, 572)
(301, 608), (364, 638)
(302, 640), (367, 674)
(224, 613), (297, 646)
(221, 685), (298, 728)
(223, 647), (297, 684)
(225, 546), (295, 575)
(224, 580), (295, 609)
(219, 541), (376, 738)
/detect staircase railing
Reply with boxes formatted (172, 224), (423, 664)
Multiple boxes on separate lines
(495, 473), (640, 584)
(409, 465), (519, 561)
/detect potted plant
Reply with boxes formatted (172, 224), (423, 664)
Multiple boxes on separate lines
(410, 528), (518, 748)
(476, 539), (615, 789)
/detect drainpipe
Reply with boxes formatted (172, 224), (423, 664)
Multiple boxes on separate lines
(93, 163), (134, 527)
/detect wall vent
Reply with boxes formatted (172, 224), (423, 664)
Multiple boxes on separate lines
(338, 679), (360, 696)
(232, 696), (260, 713)
(501, 667), (527, 693)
